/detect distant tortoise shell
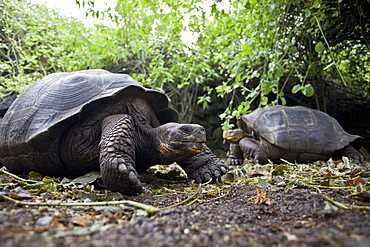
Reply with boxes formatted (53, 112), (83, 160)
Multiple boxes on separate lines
(0, 69), (178, 174)
(237, 105), (363, 158)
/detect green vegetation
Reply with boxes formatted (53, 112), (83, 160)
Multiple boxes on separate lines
(0, 0), (123, 92)
(1, 0), (369, 126)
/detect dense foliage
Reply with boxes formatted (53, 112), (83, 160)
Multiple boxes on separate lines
(0, 0), (123, 92)
(1, 0), (369, 127)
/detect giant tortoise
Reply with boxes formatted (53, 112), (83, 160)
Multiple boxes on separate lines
(223, 105), (364, 165)
(0, 69), (227, 195)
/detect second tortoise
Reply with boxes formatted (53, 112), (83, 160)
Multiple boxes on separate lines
(223, 105), (364, 165)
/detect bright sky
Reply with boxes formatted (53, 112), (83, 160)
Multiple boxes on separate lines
(29, 0), (230, 46)
(30, 0), (117, 25)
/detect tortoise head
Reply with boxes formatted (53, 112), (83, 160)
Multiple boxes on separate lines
(223, 129), (248, 144)
(155, 123), (206, 161)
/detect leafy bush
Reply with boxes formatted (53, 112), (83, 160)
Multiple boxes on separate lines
(0, 0), (124, 92)
(90, 0), (369, 127)
(1, 0), (369, 127)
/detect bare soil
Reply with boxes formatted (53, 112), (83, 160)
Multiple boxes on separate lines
(1, 166), (369, 247)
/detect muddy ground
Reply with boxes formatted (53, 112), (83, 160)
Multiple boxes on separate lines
(0, 161), (370, 247)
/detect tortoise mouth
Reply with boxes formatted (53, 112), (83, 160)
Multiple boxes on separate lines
(180, 140), (205, 143)
(169, 140), (205, 146)
(169, 139), (205, 144)
(185, 142), (205, 153)
(169, 140), (205, 152)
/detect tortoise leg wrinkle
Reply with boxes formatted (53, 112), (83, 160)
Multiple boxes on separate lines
(178, 146), (228, 183)
(99, 114), (143, 195)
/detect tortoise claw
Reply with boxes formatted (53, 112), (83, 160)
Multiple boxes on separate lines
(179, 146), (228, 183)
(100, 155), (143, 195)
(227, 157), (243, 166)
(220, 166), (227, 174)
(194, 176), (202, 184)
(203, 172), (212, 182)
(213, 169), (221, 178)
(188, 161), (228, 183)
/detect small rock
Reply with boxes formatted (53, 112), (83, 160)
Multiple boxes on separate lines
(34, 216), (54, 227)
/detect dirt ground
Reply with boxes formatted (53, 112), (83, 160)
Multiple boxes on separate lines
(1, 161), (370, 247)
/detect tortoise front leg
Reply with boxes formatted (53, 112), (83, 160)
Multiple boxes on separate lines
(238, 137), (269, 164)
(99, 114), (142, 195)
(178, 145), (228, 183)
(227, 143), (244, 165)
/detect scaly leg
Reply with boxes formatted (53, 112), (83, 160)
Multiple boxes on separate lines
(99, 114), (142, 195)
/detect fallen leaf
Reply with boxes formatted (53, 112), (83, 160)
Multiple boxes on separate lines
(346, 178), (366, 187)
(72, 187), (79, 194)
(350, 167), (363, 178)
(0, 187), (32, 199)
(71, 171), (101, 185)
(49, 191), (67, 200)
(244, 170), (266, 177)
(78, 192), (97, 202)
(49, 218), (68, 231)
(100, 191), (123, 201)
(272, 165), (289, 176)
(258, 179), (272, 188)
(360, 171), (370, 177)
(248, 189), (274, 206)
(27, 171), (43, 181)
(73, 214), (94, 227)
(321, 169), (333, 177)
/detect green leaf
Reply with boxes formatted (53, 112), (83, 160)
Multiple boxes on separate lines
(275, 66), (284, 77)
(71, 171), (101, 185)
(315, 42), (325, 53)
(289, 46), (298, 54)
(314, 0), (322, 8)
(77, 192), (97, 202)
(258, 178), (272, 188)
(305, 9), (311, 18)
(251, 70), (260, 78)
(302, 84), (314, 97)
(291, 84), (303, 94)
(280, 96), (286, 105)
(242, 43), (252, 55)
(261, 96), (268, 106)
(267, 4), (276, 12)
(272, 165), (289, 176)
(219, 113), (227, 120)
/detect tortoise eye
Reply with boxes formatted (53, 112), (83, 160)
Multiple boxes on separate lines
(180, 125), (192, 135)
